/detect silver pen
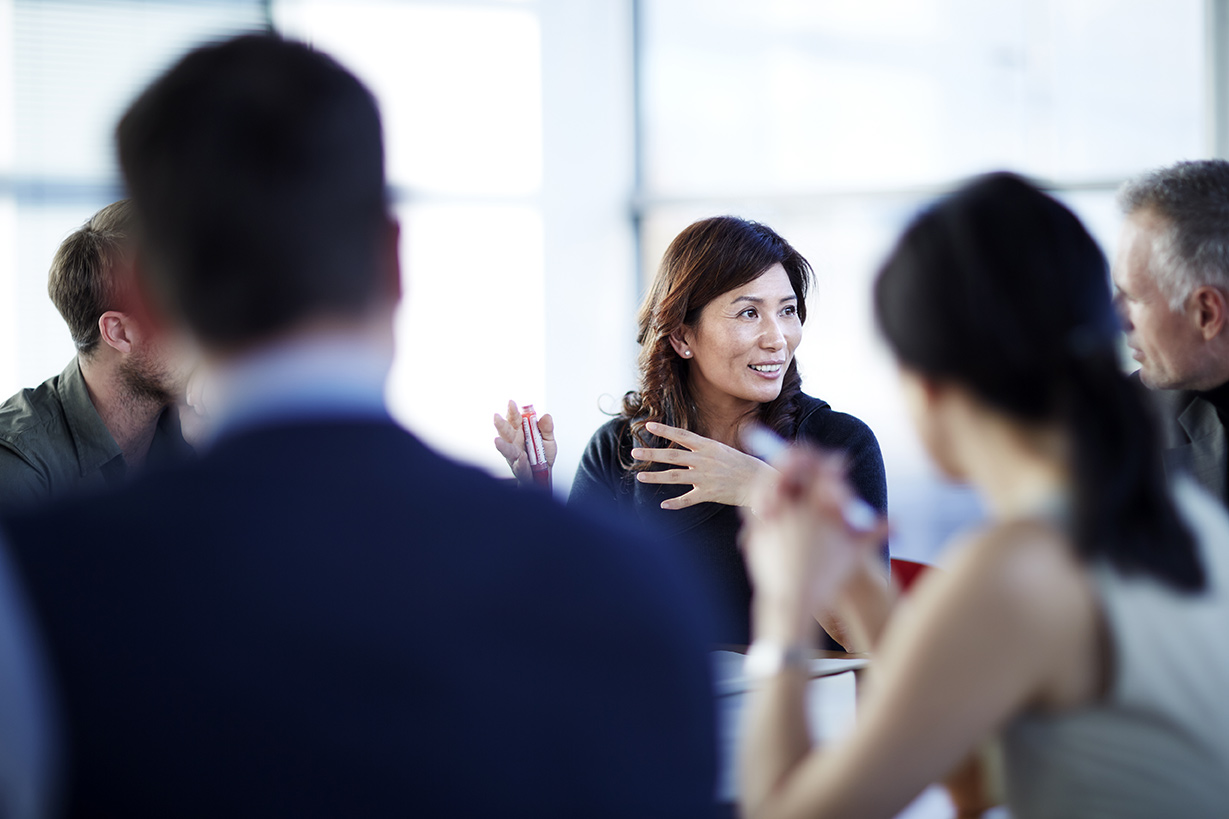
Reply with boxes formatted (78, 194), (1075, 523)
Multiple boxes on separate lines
(742, 424), (879, 532)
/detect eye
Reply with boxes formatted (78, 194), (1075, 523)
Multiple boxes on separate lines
(781, 304), (798, 317)
(738, 307), (758, 319)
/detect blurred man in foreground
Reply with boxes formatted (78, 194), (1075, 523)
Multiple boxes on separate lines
(1115, 159), (1229, 503)
(0, 35), (717, 817)
(0, 200), (194, 511)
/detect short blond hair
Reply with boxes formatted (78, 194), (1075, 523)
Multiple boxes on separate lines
(47, 200), (135, 354)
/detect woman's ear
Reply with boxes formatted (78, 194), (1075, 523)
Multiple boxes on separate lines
(668, 328), (693, 360)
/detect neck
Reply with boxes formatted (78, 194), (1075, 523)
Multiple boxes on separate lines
(78, 354), (167, 469)
(954, 407), (1072, 521)
(690, 389), (759, 449)
(204, 314), (395, 439)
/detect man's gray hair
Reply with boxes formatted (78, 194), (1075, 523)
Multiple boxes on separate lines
(1117, 159), (1229, 311)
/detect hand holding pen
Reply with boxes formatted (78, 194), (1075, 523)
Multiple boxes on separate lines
(493, 400), (556, 488)
(740, 425), (889, 644)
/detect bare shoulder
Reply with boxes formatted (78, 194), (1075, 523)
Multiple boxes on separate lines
(948, 519), (1085, 596)
(920, 518), (1104, 708)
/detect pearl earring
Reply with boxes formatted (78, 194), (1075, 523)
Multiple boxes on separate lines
(683, 350), (691, 358)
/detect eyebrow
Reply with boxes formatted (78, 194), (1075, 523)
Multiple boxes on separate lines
(731, 294), (797, 305)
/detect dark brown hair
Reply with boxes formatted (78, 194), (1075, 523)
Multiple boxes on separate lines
(47, 199), (135, 355)
(117, 35), (388, 351)
(620, 216), (813, 465)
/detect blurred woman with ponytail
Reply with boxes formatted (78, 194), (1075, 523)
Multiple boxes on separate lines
(494, 216), (887, 648)
(738, 173), (1229, 819)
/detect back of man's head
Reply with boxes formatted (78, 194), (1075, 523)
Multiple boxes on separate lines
(48, 199), (135, 356)
(117, 34), (389, 352)
(1118, 159), (1229, 310)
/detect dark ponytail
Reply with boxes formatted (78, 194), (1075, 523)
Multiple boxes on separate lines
(1062, 345), (1203, 589)
(875, 172), (1203, 591)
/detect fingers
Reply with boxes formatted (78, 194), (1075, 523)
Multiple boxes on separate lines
(630, 446), (691, 466)
(660, 488), (701, 510)
(635, 467), (692, 485)
(761, 447), (876, 535)
(496, 401), (561, 481)
(493, 403), (529, 480)
(777, 448), (846, 509)
(499, 400), (525, 446)
(537, 414), (558, 468)
(492, 410), (519, 443)
(493, 435), (524, 464)
(644, 421), (702, 449)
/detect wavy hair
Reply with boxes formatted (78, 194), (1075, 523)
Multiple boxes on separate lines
(620, 216), (814, 468)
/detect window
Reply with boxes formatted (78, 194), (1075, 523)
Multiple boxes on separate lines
(638, 0), (1206, 559)
(0, 1), (1212, 553)
(0, 0), (267, 393)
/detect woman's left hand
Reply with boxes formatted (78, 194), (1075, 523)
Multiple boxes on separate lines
(630, 421), (776, 510)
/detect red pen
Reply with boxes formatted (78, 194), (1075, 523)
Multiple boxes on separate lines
(520, 404), (551, 489)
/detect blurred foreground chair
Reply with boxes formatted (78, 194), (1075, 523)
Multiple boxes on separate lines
(889, 557), (933, 595)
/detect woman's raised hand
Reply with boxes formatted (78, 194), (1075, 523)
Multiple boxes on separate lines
(630, 421), (778, 510)
(492, 400), (557, 485)
(740, 445), (889, 644)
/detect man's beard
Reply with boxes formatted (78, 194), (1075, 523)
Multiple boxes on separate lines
(118, 351), (175, 407)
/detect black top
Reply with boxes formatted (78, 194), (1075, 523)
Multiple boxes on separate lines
(1199, 380), (1229, 424)
(3, 419), (719, 817)
(569, 394), (888, 646)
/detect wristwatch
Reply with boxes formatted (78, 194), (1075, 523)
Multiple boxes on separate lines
(743, 641), (811, 679)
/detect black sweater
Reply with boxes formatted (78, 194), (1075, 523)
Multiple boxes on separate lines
(568, 394), (888, 646)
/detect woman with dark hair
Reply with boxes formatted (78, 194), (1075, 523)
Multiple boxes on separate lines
(494, 216), (887, 648)
(737, 173), (1229, 818)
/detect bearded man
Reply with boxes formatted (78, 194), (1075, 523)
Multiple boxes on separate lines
(0, 199), (195, 510)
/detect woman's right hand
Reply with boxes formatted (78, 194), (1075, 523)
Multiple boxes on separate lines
(493, 400), (557, 485)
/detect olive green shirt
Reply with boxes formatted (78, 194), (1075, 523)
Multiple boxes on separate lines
(0, 359), (192, 511)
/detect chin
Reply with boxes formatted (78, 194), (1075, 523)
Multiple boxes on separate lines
(1139, 368), (1187, 392)
(748, 387), (785, 404)
(1135, 366), (1161, 389)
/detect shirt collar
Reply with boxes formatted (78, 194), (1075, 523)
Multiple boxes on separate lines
(56, 358), (124, 480)
(207, 332), (393, 444)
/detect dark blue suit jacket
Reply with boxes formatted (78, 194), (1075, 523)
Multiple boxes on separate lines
(2, 419), (718, 817)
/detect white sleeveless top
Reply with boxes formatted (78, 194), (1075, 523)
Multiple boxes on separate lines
(1002, 478), (1229, 818)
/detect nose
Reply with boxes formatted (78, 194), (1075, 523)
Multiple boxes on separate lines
(761, 316), (786, 350)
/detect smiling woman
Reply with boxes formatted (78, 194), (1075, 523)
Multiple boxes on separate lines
(494, 216), (887, 647)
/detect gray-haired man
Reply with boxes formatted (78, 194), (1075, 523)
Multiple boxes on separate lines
(1114, 159), (1229, 501)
